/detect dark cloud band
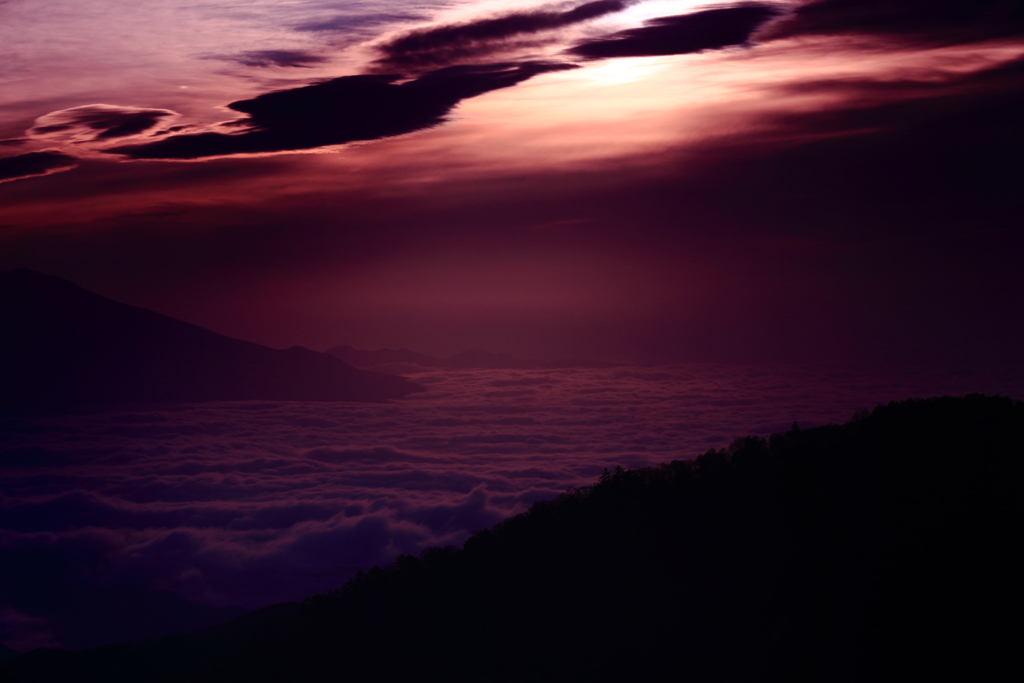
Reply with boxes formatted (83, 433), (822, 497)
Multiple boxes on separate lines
(109, 61), (578, 160)
(569, 4), (782, 59)
(0, 151), (78, 183)
(375, 0), (632, 71)
(766, 0), (1024, 43)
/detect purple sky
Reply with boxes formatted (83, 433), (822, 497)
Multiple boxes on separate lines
(2, 0), (1021, 364)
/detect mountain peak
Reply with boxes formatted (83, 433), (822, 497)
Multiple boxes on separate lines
(0, 271), (422, 410)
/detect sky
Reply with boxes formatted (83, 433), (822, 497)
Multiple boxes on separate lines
(1, 0), (1021, 364)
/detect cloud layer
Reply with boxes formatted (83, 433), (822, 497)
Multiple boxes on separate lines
(8, 2), (791, 166)
(5, 0), (1021, 176)
(2, 361), (1022, 650)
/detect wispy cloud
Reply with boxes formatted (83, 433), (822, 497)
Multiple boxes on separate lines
(374, 0), (635, 71)
(212, 50), (329, 68)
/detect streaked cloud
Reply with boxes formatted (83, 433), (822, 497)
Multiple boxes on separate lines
(568, 4), (781, 59)
(0, 151), (78, 184)
(765, 0), (1024, 43)
(212, 49), (329, 68)
(374, 0), (635, 71)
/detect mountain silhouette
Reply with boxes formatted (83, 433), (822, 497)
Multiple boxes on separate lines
(3, 394), (1018, 681)
(0, 270), (421, 410)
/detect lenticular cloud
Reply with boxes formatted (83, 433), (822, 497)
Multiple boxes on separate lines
(29, 105), (178, 143)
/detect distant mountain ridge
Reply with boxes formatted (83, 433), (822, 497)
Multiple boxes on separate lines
(0, 270), (421, 410)
(327, 345), (624, 372)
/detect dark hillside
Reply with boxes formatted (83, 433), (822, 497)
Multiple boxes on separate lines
(3, 395), (1019, 681)
(0, 270), (421, 410)
(0, 643), (19, 664)
(0, 602), (300, 682)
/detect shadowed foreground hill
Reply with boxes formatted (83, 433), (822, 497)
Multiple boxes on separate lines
(3, 395), (1020, 681)
(0, 270), (420, 410)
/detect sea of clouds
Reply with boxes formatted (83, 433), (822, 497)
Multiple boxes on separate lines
(2, 362), (1021, 633)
